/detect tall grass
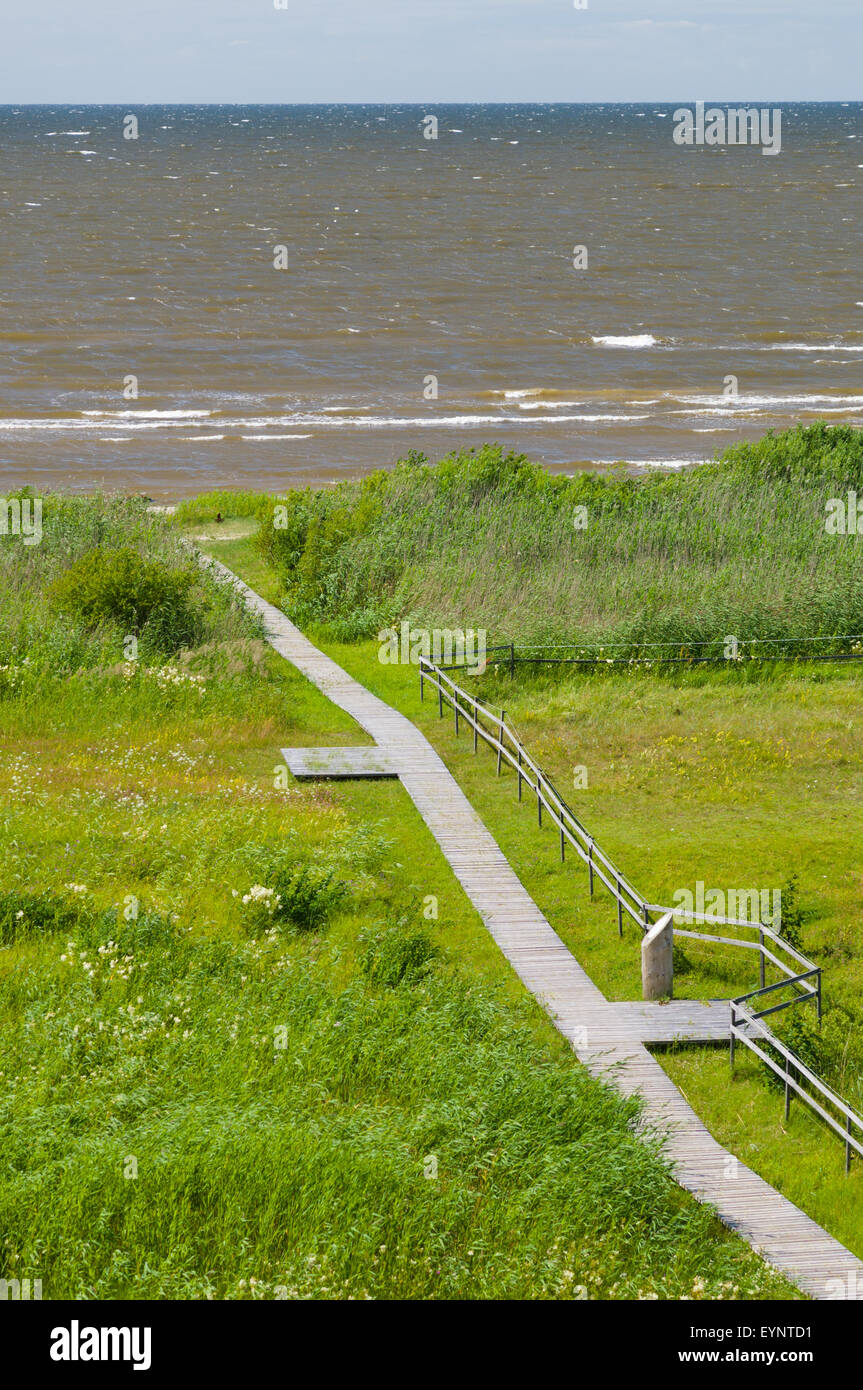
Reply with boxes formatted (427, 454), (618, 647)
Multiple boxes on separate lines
(256, 424), (863, 652)
(174, 491), (272, 524)
(2, 888), (793, 1299)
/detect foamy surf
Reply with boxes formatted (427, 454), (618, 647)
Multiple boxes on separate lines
(82, 409), (214, 419)
(592, 334), (659, 348)
(519, 410), (652, 422)
(670, 394), (863, 417)
(761, 343), (863, 353)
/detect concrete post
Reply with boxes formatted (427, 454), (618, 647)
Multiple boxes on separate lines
(642, 911), (674, 1001)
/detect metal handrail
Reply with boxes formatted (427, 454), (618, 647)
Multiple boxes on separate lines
(650, 905), (821, 1010)
(419, 655), (863, 1169)
(422, 657), (649, 930)
(731, 996), (863, 1173)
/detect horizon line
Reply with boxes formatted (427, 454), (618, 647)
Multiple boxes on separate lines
(1, 98), (861, 108)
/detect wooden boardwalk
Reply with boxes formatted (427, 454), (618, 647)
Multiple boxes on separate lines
(208, 555), (863, 1301)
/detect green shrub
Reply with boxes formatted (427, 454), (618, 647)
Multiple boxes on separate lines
(258, 490), (318, 573)
(777, 875), (805, 952)
(361, 925), (439, 988)
(48, 547), (196, 649)
(271, 865), (348, 931)
(239, 864), (349, 934)
(717, 421), (863, 490)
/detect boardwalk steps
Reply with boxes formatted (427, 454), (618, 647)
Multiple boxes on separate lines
(205, 555), (863, 1301)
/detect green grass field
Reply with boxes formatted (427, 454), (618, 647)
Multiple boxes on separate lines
(0, 496), (796, 1300)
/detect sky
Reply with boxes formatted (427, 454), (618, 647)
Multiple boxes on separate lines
(1, 0), (860, 105)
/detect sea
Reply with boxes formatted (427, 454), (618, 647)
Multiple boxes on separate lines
(0, 103), (861, 499)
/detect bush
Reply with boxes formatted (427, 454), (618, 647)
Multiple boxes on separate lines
(361, 925), (439, 988)
(0, 497), (261, 685)
(777, 875), (805, 952)
(258, 491), (317, 574)
(717, 421), (863, 491)
(271, 865), (348, 931)
(48, 548), (196, 650)
(238, 864), (349, 934)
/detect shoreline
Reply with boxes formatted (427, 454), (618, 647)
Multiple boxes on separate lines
(5, 454), (697, 506)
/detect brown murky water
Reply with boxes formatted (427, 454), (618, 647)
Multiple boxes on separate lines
(1, 103), (861, 498)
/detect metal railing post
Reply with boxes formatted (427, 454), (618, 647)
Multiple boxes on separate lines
(517, 748), (522, 801)
(420, 666), (424, 702)
(509, 643), (515, 678)
(616, 878), (623, 938)
(438, 680), (443, 718)
(730, 1007), (736, 1068)
(588, 844), (594, 898)
(454, 695), (459, 736)
(847, 1116), (853, 1176)
(759, 929), (765, 990)
(497, 713), (504, 775)
(473, 709), (478, 753)
(560, 825), (565, 862)
(537, 779), (542, 827)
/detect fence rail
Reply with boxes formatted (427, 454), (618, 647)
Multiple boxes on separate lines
(460, 636), (863, 673)
(731, 996), (863, 1174)
(419, 655), (862, 1170)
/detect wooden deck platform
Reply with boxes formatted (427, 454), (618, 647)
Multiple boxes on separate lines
(610, 999), (731, 1044)
(282, 746), (399, 779)
(204, 553), (863, 1301)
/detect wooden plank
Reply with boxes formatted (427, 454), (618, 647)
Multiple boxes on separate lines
(610, 1000), (731, 1043)
(282, 745), (400, 779)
